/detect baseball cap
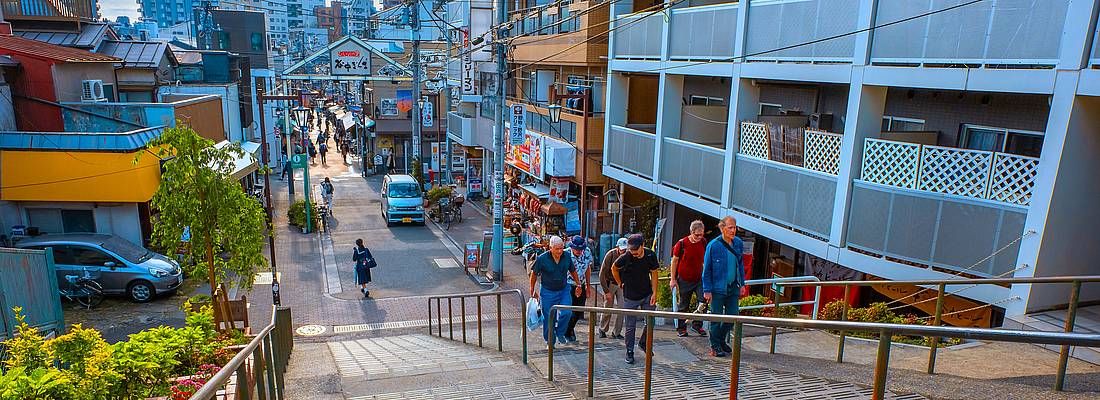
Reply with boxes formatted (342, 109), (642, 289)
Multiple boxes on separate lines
(627, 234), (645, 250)
(616, 237), (628, 250)
(569, 235), (587, 250)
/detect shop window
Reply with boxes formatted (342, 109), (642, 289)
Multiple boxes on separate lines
(959, 124), (1043, 157)
(882, 116), (926, 132)
(26, 209), (96, 235)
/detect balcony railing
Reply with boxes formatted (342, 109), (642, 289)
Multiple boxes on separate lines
(744, 0), (858, 63)
(660, 138), (724, 201)
(0, 0), (95, 19)
(859, 138), (1039, 206)
(668, 4), (738, 61)
(731, 122), (840, 239)
(612, 11), (663, 59)
(870, 0), (1069, 66)
(447, 111), (476, 146)
(607, 125), (655, 178)
(509, 0), (595, 37)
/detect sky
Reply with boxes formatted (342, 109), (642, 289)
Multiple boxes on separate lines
(99, 0), (384, 23)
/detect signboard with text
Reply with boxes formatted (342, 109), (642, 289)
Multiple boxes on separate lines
(462, 52), (475, 95)
(329, 40), (372, 76)
(505, 130), (543, 180)
(509, 104), (525, 145)
(422, 98), (434, 127)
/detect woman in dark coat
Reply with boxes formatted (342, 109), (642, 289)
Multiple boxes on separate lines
(352, 238), (375, 298)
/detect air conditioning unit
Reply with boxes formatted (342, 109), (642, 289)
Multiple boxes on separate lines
(81, 80), (107, 102)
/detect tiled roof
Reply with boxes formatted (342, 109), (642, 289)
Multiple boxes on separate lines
(98, 40), (174, 68)
(0, 35), (120, 63)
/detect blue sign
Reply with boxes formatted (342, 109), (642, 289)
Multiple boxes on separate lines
(564, 201), (580, 234)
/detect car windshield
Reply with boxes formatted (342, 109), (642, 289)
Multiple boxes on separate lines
(388, 182), (421, 198)
(100, 236), (153, 263)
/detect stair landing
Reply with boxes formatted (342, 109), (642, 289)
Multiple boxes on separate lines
(1006, 304), (1100, 365)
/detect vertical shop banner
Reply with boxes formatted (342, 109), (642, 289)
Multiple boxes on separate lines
(396, 89), (413, 113)
(422, 98), (434, 127)
(510, 104), (526, 145)
(549, 177), (569, 204)
(430, 142), (441, 171)
(462, 52), (475, 94)
(564, 201), (581, 234)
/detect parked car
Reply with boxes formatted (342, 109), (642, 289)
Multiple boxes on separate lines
(381, 174), (425, 226)
(16, 234), (184, 303)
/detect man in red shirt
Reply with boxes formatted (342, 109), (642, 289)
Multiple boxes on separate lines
(670, 220), (708, 337)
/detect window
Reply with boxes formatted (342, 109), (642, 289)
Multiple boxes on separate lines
(959, 125), (1043, 157)
(759, 102), (783, 116)
(882, 116), (926, 132)
(26, 209), (95, 235)
(689, 95), (725, 106)
(46, 245), (78, 265)
(70, 247), (118, 267)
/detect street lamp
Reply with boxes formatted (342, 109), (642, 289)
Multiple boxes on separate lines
(547, 103), (562, 124)
(292, 106), (310, 127)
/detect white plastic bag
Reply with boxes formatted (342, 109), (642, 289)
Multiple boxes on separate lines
(526, 297), (543, 331)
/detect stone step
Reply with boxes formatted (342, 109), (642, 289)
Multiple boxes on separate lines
(1007, 309), (1100, 366)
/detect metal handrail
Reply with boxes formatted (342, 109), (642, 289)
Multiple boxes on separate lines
(426, 289), (529, 364)
(548, 305), (1100, 400)
(776, 275), (1100, 389)
(191, 306), (294, 400)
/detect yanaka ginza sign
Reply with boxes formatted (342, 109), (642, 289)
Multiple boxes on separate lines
(330, 40), (372, 75)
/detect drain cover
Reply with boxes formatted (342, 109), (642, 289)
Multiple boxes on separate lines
(295, 324), (327, 336)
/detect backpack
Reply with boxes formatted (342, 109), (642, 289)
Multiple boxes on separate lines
(320, 143), (328, 153)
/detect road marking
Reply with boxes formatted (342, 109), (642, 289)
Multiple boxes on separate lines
(296, 324), (327, 336)
(434, 258), (460, 269)
(320, 232), (342, 295)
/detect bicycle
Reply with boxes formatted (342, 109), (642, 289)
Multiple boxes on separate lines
(316, 203), (329, 232)
(62, 268), (104, 309)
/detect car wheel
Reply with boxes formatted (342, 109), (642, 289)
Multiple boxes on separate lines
(127, 280), (156, 303)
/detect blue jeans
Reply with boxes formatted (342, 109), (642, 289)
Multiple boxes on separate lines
(541, 285), (573, 344)
(708, 291), (740, 351)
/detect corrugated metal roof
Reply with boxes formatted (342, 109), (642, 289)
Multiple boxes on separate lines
(0, 126), (165, 151)
(0, 35), (120, 63)
(15, 22), (111, 49)
(0, 55), (19, 67)
(98, 41), (173, 69)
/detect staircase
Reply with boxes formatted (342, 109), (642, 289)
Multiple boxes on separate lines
(1005, 304), (1100, 365)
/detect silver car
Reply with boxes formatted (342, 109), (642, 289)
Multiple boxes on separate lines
(16, 234), (184, 303)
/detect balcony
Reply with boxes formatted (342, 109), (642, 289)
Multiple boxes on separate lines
(611, 10), (664, 59)
(508, 0), (610, 65)
(668, 3), (739, 61)
(846, 138), (1038, 277)
(660, 138), (724, 201)
(870, 0), (1069, 67)
(447, 111), (477, 146)
(744, 0), (859, 63)
(607, 125), (656, 179)
(730, 121), (841, 239)
(0, 0), (96, 20)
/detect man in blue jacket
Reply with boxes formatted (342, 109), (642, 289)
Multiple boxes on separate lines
(701, 216), (745, 357)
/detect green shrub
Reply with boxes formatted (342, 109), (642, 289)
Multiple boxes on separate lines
(287, 199), (319, 229)
(818, 300), (960, 347)
(738, 294), (798, 318)
(424, 186), (452, 204)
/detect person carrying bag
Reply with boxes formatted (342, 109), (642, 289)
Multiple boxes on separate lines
(352, 238), (377, 298)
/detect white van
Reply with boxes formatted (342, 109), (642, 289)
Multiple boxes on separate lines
(381, 174), (425, 226)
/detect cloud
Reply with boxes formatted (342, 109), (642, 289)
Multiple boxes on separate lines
(100, 0), (140, 20)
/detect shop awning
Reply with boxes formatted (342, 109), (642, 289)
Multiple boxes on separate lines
(214, 141), (260, 180)
(517, 182), (551, 198)
(340, 113), (356, 129)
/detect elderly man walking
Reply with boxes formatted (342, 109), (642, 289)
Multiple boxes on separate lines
(530, 236), (581, 347)
(671, 220), (709, 337)
(702, 216), (745, 358)
(612, 234), (660, 365)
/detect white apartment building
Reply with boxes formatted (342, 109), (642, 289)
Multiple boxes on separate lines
(346, 0), (376, 38)
(602, 0), (1100, 322)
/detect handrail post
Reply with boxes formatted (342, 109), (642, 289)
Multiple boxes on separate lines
(253, 342), (268, 400)
(497, 294), (504, 352)
(477, 296), (483, 347)
(427, 297), (433, 336)
(643, 315), (655, 400)
(461, 297), (468, 344)
(236, 355), (250, 400)
(263, 334), (278, 400)
(872, 329), (892, 400)
(449, 297), (454, 340)
(837, 284), (850, 363)
(812, 285), (822, 320)
(436, 298), (443, 337)
(927, 283), (946, 374)
(519, 292), (528, 364)
(1055, 280), (1082, 391)
(587, 310), (596, 397)
(729, 322), (743, 400)
(769, 288), (779, 354)
(548, 308), (556, 382)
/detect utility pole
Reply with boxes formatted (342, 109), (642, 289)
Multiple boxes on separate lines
(491, 0), (506, 281)
(409, 1), (423, 179)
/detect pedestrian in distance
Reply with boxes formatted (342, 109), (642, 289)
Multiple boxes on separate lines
(529, 235), (581, 348)
(321, 177), (335, 213)
(307, 139), (317, 165)
(671, 220), (709, 337)
(319, 141), (329, 167)
(564, 235), (593, 343)
(702, 216), (745, 358)
(612, 234), (660, 365)
(598, 237), (628, 339)
(352, 238), (377, 298)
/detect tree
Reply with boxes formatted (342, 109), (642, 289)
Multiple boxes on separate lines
(141, 125), (267, 323)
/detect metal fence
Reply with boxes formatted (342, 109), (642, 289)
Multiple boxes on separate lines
(669, 4), (738, 61)
(731, 155), (838, 239)
(870, 0), (1070, 66)
(660, 138), (725, 201)
(745, 0), (859, 62)
(0, 248), (63, 340)
(607, 125), (656, 178)
(191, 307), (294, 400)
(612, 12), (664, 59)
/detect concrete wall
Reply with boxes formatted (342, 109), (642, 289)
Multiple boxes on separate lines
(52, 63), (116, 103)
(883, 88), (1050, 147)
(160, 84), (245, 143)
(11, 201), (143, 245)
